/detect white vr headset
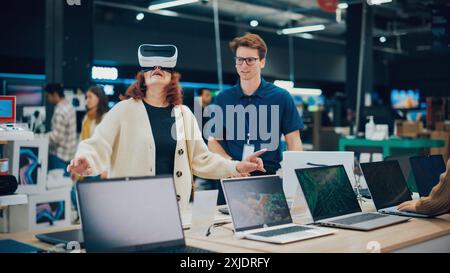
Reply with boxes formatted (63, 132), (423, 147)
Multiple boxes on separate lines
(138, 44), (178, 69)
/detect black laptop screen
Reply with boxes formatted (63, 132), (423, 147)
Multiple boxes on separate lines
(222, 176), (292, 232)
(360, 161), (412, 210)
(409, 155), (446, 197)
(385, 155), (416, 192)
(77, 176), (184, 252)
(295, 165), (361, 221)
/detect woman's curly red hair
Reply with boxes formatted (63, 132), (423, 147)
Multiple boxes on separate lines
(123, 71), (183, 106)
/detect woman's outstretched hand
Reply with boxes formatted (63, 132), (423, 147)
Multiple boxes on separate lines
(67, 156), (93, 176)
(235, 148), (267, 176)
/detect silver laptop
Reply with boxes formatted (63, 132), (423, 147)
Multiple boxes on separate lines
(76, 175), (211, 253)
(294, 165), (410, 231)
(360, 161), (438, 218)
(221, 175), (335, 244)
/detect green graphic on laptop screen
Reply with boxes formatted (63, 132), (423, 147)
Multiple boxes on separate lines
(295, 165), (361, 221)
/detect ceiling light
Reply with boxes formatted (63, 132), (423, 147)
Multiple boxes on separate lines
(289, 88), (322, 96)
(337, 3), (348, 9)
(274, 80), (294, 89)
(379, 36), (387, 43)
(250, 20), (259, 27)
(153, 10), (180, 17)
(367, 0), (392, 5)
(136, 13), (144, 21)
(299, 33), (314, 39)
(91, 66), (118, 81)
(148, 0), (198, 11)
(280, 24), (325, 35)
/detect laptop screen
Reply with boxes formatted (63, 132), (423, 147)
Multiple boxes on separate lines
(385, 155), (415, 192)
(409, 155), (446, 197)
(360, 161), (412, 210)
(295, 165), (361, 221)
(76, 176), (184, 252)
(221, 175), (292, 232)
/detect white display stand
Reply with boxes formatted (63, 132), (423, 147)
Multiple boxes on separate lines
(46, 169), (73, 190)
(5, 136), (48, 194)
(0, 194), (28, 206)
(9, 188), (71, 232)
(282, 151), (356, 199)
(0, 123), (34, 141)
(0, 194), (28, 233)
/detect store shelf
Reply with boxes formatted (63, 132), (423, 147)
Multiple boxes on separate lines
(0, 124), (34, 141)
(0, 194), (28, 207)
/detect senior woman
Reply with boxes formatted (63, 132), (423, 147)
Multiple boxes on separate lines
(67, 44), (266, 210)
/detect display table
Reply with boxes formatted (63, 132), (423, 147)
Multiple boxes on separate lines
(0, 204), (449, 253)
(339, 137), (445, 158)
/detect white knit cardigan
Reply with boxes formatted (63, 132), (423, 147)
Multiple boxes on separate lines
(75, 98), (240, 210)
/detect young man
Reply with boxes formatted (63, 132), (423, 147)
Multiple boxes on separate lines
(208, 33), (303, 175)
(45, 83), (77, 176)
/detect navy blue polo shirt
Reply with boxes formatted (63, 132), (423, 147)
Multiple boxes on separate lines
(210, 78), (304, 173)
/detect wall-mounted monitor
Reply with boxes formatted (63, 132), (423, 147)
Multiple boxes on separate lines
(391, 88), (420, 109)
(0, 95), (16, 123)
(6, 84), (43, 106)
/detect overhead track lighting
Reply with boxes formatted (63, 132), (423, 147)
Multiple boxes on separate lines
(367, 0), (392, 5)
(280, 24), (326, 35)
(148, 0), (199, 11)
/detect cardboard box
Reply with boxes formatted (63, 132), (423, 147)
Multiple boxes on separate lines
(9, 188), (71, 232)
(395, 120), (423, 138)
(4, 136), (49, 194)
(430, 131), (450, 162)
(435, 121), (450, 132)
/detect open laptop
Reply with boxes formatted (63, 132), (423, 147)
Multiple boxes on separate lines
(385, 155), (417, 193)
(409, 155), (446, 197)
(295, 165), (409, 231)
(0, 239), (44, 253)
(221, 175), (335, 244)
(36, 229), (84, 248)
(282, 151), (356, 199)
(76, 175), (211, 253)
(360, 160), (437, 218)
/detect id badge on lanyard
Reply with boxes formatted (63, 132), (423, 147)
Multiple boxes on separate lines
(242, 133), (255, 160)
(241, 96), (256, 160)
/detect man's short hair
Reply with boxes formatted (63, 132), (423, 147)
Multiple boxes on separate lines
(229, 33), (268, 60)
(198, 88), (211, 96)
(44, 83), (64, 97)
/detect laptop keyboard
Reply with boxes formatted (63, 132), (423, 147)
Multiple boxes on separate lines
(332, 213), (387, 225)
(252, 226), (313, 237)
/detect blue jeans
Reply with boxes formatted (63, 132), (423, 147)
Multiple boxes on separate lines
(48, 154), (70, 177)
(48, 154), (76, 211)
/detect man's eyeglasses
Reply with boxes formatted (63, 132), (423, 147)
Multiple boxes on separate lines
(234, 57), (259, 66)
(141, 66), (174, 73)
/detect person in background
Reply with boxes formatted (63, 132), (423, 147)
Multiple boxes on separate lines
(44, 83), (77, 177)
(71, 86), (110, 219)
(199, 88), (213, 109)
(198, 88), (213, 144)
(398, 159), (450, 216)
(80, 86), (109, 141)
